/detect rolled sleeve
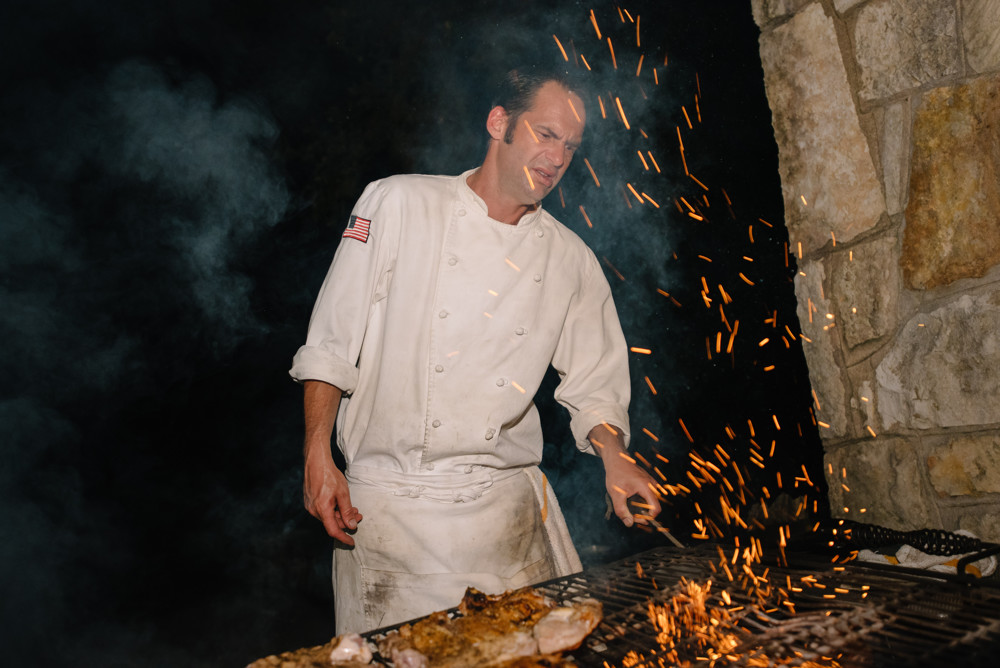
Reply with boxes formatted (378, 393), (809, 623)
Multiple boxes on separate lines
(289, 345), (360, 393)
(552, 252), (632, 454)
(288, 179), (395, 395)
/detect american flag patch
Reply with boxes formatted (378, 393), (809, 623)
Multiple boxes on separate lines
(343, 215), (371, 243)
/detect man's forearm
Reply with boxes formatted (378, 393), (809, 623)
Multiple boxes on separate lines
(303, 379), (343, 457)
(588, 422), (628, 462)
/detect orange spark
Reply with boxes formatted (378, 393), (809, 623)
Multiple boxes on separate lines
(644, 376), (657, 395)
(589, 9), (601, 39)
(523, 165), (535, 190)
(641, 193), (659, 208)
(583, 158), (601, 187)
(678, 418), (694, 443)
(523, 120), (539, 142)
(635, 54), (644, 76)
(637, 150), (649, 170)
(602, 257), (624, 281)
(504, 257), (520, 271)
(682, 106), (692, 129)
(607, 37), (617, 69)
(552, 35), (568, 61)
(626, 182), (642, 202)
(630, 346), (651, 354)
(615, 96), (629, 129)
(578, 205), (593, 228)
(567, 97), (582, 123)
(725, 319), (739, 353)
(647, 151), (660, 172)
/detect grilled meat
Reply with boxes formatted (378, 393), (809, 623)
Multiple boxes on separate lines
(376, 587), (602, 667)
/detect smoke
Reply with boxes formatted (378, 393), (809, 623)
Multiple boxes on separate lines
(0, 52), (292, 662)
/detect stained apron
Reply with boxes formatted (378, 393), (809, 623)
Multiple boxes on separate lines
(332, 464), (582, 634)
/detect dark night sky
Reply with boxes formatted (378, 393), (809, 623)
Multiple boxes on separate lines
(0, 1), (825, 665)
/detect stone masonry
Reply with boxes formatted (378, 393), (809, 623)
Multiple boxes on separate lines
(752, 0), (1000, 543)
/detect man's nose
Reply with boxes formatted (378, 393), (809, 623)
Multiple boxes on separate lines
(548, 143), (568, 167)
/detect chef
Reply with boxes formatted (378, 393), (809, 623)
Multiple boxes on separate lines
(290, 67), (662, 633)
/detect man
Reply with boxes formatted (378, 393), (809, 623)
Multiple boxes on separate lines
(290, 67), (661, 633)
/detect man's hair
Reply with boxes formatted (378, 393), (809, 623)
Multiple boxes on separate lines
(492, 66), (587, 144)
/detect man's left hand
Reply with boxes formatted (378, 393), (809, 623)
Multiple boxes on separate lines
(588, 423), (662, 527)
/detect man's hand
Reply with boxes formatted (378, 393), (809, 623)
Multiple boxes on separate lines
(302, 380), (362, 545)
(589, 423), (662, 527)
(303, 449), (363, 545)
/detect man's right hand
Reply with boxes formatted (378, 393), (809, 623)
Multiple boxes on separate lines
(303, 450), (363, 545)
(301, 380), (362, 545)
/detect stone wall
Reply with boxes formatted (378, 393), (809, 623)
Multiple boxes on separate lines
(752, 0), (1000, 542)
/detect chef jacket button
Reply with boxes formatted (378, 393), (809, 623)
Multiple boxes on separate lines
(496, 378), (506, 387)
(464, 465), (474, 473)
(515, 327), (526, 335)
(435, 364), (444, 372)
(457, 208), (466, 216)
(432, 419), (441, 428)
(536, 229), (544, 238)
(533, 274), (542, 282)
(438, 310), (448, 318)
(485, 428), (495, 440)
(448, 256), (458, 266)
(424, 464), (435, 471)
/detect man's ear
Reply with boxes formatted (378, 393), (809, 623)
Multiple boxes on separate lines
(486, 106), (508, 141)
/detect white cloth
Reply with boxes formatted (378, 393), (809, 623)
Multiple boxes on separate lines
(857, 530), (998, 577)
(333, 466), (581, 633)
(290, 170), (629, 631)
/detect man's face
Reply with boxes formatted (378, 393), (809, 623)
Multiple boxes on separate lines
(494, 81), (586, 205)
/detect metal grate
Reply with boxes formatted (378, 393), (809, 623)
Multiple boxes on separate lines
(366, 543), (1000, 666)
(533, 544), (1000, 667)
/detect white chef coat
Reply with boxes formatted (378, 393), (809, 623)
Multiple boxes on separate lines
(290, 169), (631, 632)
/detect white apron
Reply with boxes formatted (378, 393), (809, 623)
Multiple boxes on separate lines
(333, 465), (581, 634)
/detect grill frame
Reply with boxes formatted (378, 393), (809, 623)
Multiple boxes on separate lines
(365, 542), (1000, 667)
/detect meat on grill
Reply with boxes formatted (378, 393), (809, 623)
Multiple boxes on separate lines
(377, 587), (603, 667)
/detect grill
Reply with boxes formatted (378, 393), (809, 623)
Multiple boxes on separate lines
(366, 537), (1000, 667)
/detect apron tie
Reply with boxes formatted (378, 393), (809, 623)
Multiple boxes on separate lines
(347, 464), (521, 502)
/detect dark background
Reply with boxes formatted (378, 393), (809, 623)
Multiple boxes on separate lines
(0, 1), (825, 665)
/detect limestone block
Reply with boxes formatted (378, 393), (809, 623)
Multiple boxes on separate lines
(880, 100), (909, 215)
(876, 290), (1000, 430)
(794, 259), (849, 437)
(854, 0), (960, 102)
(957, 508), (1000, 544)
(824, 438), (941, 530)
(833, 0), (864, 12)
(963, 0), (1000, 73)
(927, 433), (1000, 496)
(829, 234), (899, 349)
(901, 74), (1000, 289)
(758, 3), (885, 253)
(750, 0), (813, 26)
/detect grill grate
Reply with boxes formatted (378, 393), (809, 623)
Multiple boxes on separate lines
(532, 544), (1000, 667)
(366, 543), (1000, 667)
